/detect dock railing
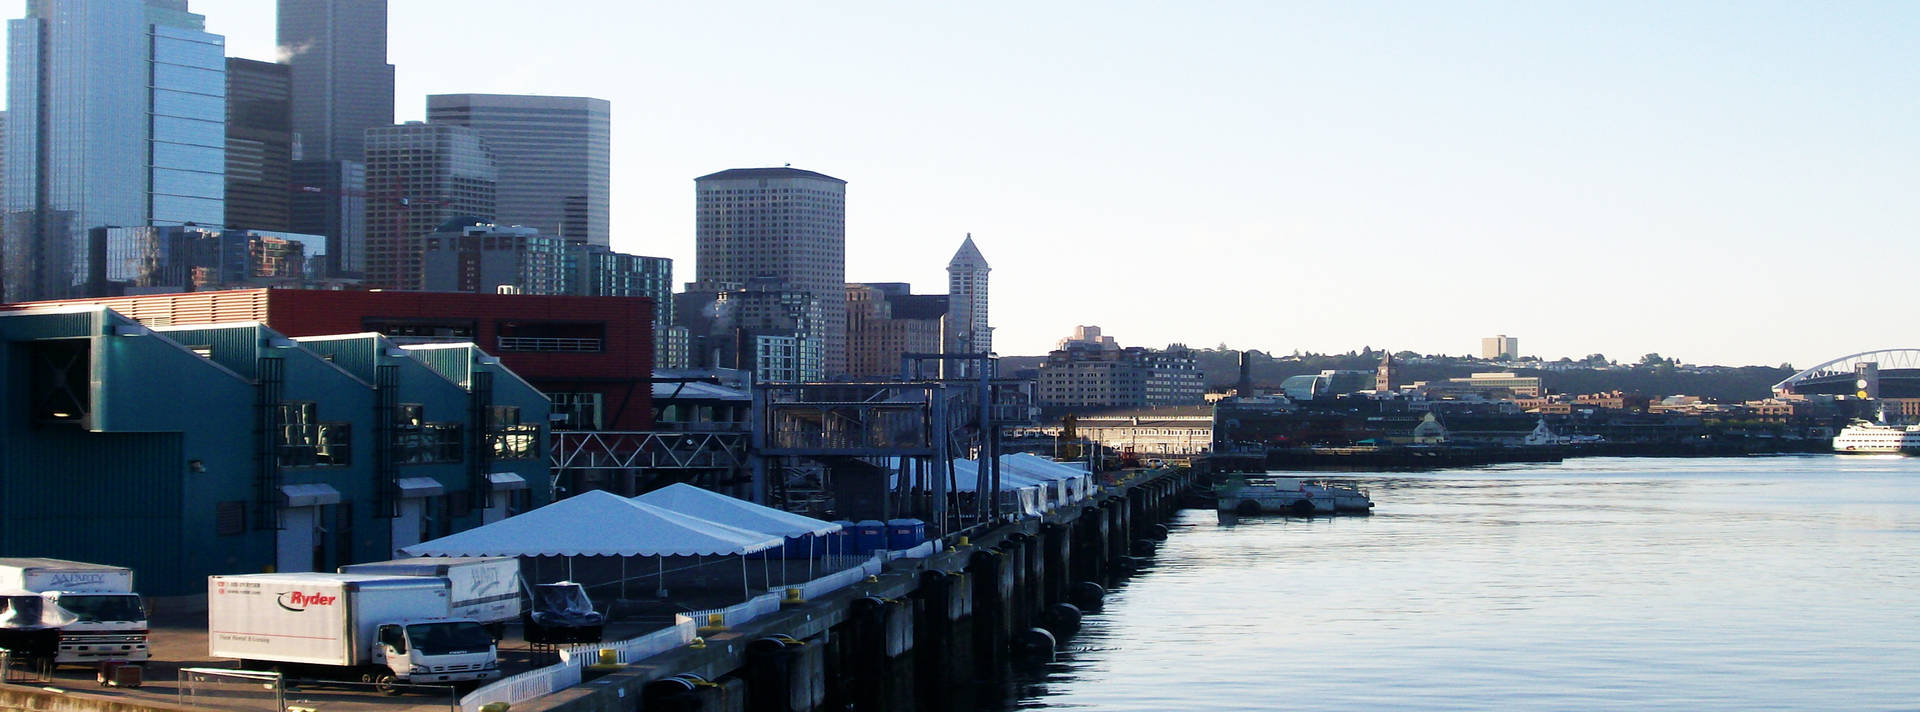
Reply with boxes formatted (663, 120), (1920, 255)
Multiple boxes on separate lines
(459, 554), (890, 712)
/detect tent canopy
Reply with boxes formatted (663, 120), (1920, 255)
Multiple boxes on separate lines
(402, 490), (781, 557)
(633, 483), (840, 537)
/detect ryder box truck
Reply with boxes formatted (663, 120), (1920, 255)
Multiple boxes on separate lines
(208, 573), (500, 691)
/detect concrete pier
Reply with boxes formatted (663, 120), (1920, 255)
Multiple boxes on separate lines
(520, 467), (1195, 712)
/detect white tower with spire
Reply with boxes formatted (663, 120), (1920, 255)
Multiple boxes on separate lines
(946, 234), (992, 356)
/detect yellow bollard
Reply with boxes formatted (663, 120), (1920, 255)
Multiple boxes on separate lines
(479, 703), (511, 712)
(698, 612), (728, 634)
(689, 636), (707, 649)
(782, 587), (808, 605)
(958, 535), (971, 547)
(598, 649), (619, 665)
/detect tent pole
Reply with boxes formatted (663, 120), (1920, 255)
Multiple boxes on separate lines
(761, 550), (770, 591)
(621, 558), (627, 601)
(657, 556), (665, 595)
(739, 555), (748, 600)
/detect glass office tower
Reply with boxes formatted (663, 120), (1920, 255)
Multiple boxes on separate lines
(4, 0), (225, 302)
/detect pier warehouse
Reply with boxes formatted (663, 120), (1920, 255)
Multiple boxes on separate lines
(0, 305), (552, 595)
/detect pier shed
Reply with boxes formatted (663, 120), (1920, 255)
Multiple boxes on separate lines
(0, 306), (551, 595)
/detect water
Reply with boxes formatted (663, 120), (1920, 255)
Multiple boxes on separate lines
(1011, 456), (1920, 711)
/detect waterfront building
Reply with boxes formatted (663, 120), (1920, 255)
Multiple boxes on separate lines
(0, 304), (549, 595)
(1037, 333), (1205, 408)
(1014, 405), (1214, 456)
(947, 235), (991, 356)
(846, 283), (945, 379)
(363, 123), (497, 290)
(695, 167), (847, 376)
(225, 58), (292, 233)
(1427, 372), (1544, 398)
(288, 159), (367, 278)
(427, 94), (611, 246)
(277, 0), (393, 164)
(4, 0), (227, 303)
(1482, 334), (1520, 360)
(17, 289), (656, 431)
(1279, 370), (1377, 401)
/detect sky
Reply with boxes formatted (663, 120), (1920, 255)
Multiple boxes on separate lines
(6, 1), (1916, 368)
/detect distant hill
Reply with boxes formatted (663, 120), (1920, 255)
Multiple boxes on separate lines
(999, 349), (1791, 403)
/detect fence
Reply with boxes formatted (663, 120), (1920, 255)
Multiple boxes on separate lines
(458, 556), (886, 712)
(178, 667), (283, 712)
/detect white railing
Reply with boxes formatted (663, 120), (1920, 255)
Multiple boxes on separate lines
(677, 592), (783, 630)
(792, 553), (886, 600)
(460, 557), (893, 712)
(459, 660), (582, 712)
(556, 618), (697, 665)
(886, 541), (939, 561)
(496, 336), (603, 352)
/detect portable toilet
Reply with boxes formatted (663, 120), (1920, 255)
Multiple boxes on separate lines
(828, 521), (855, 556)
(853, 520), (888, 553)
(885, 518), (926, 550)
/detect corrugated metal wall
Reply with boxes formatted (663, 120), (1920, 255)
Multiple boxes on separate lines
(0, 429), (187, 593)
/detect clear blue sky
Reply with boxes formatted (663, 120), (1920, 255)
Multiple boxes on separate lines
(8, 1), (1916, 368)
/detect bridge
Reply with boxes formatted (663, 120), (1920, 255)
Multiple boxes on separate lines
(1773, 348), (1920, 398)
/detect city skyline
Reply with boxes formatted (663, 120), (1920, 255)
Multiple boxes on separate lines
(3, 1), (1911, 367)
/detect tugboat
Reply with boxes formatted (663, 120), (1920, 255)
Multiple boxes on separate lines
(1215, 475), (1373, 516)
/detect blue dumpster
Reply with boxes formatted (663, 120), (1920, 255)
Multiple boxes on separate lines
(885, 518), (926, 550)
(854, 520), (888, 553)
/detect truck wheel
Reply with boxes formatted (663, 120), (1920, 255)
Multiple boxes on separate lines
(375, 672), (401, 696)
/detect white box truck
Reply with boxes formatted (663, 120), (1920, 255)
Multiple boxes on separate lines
(0, 558), (148, 666)
(337, 556), (522, 636)
(208, 573), (499, 691)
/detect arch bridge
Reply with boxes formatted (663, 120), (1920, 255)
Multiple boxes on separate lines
(1773, 349), (1920, 398)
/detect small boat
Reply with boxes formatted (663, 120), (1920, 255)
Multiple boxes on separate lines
(1215, 475), (1373, 516)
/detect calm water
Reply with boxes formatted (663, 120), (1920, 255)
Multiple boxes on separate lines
(1013, 456), (1920, 711)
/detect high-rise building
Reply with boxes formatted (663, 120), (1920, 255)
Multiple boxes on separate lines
(695, 167), (847, 376)
(277, 0), (393, 164)
(225, 58), (292, 233)
(4, 0), (226, 303)
(419, 220), (569, 295)
(427, 94), (611, 246)
(676, 277), (824, 383)
(846, 283), (946, 379)
(1482, 334), (1519, 360)
(946, 235), (991, 355)
(363, 123), (496, 290)
(97, 225), (330, 293)
(288, 159), (365, 277)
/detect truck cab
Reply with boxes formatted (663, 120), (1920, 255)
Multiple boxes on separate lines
(43, 591), (148, 665)
(369, 618), (499, 691)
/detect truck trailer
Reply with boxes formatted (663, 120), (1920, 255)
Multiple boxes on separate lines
(338, 556), (522, 636)
(208, 573), (499, 691)
(0, 558), (148, 666)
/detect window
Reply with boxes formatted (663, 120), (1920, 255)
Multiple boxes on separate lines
(549, 393), (603, 431)
(487, 406), (540, 461)
(393, 404), (464, 464)
(277, 402), (352, 467)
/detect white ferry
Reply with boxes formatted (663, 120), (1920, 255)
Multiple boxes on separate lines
(1831, 420), (1920, 454)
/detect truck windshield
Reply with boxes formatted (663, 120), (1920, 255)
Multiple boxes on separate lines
(54, 595), (144, 623)
(405, 622), (493, 656)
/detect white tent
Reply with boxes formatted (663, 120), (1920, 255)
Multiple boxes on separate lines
(1000, 453), (1095, 503)
(950, 458), (1048, 516)
(632, 483), (839, 537)
(402, 489), (781, 557)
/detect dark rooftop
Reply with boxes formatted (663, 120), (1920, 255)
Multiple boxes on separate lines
(695, 167), (846, 184)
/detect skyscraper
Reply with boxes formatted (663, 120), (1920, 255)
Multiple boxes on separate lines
(946, 234), (991, 355)
(363, 123), (496, 290)
(694, 167), (847, 376)
(5, 0), (226, 302)
(426, 94), (611, 246)
(225, 58), (292, 233)
(277, 0), (393, 164)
